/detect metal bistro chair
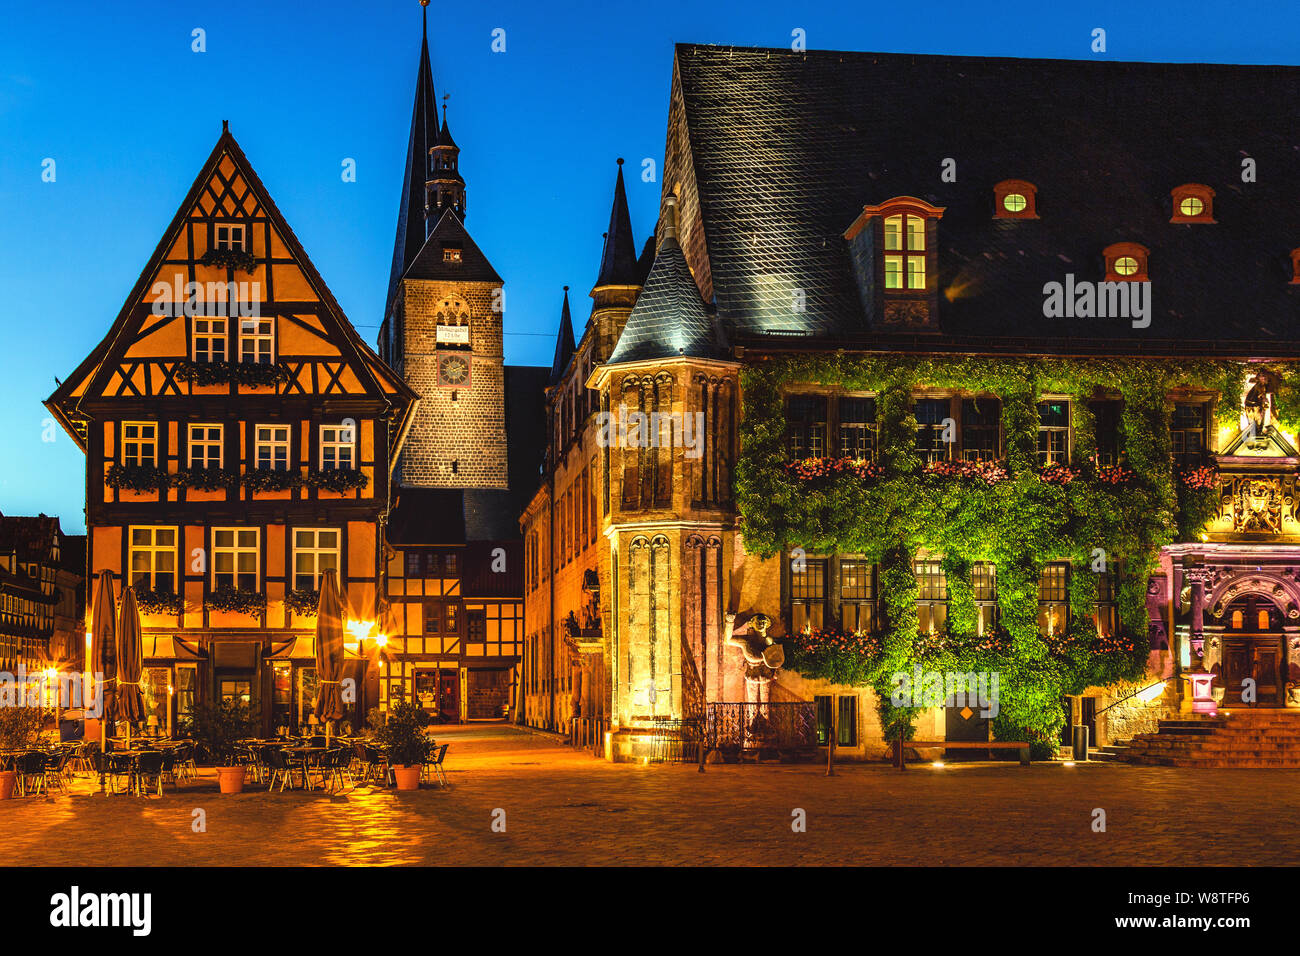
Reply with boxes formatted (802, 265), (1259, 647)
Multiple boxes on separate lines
(264, 747), (296, 792)
(327, 748), (355, 792)
(175, 742), (198, 782)
(424, 743), (449, 788)
(45, 749), (73, 794)
(361, 745), (390, 787)
(134, 751), (165, 797)
(159, 748), (178, 786)
(16, 752), (49, 796)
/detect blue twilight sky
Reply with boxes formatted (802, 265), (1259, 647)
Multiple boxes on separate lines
(3, 0), (1299, 534)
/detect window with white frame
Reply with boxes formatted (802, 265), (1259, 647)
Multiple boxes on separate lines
(1037, 400), (1070, 465)
(188, 424), (223, 469)
(292, 529), (339, 592)
(239, 317), (274, 364)
(320, 424), (355, 470)
(129, 526), (177, 592)
(192, 317), (227, 363)
(255, 424), (290, 471)
(213, 528), (259, 591)
(214, 223), (245, 251)
(121, 422), (158, 467)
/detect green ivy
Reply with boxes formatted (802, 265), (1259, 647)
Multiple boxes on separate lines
(735, 354), (1260, 749)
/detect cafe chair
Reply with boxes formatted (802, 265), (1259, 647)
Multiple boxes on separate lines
(106, 752), (136, 794)
(16, 752), (49, 796)
(264, 747), (297, 792)
(425, 744), (449, 788)
(135, 751), (165, 797)
(361, 745), (390, 786)
(175, 743), (198, 782)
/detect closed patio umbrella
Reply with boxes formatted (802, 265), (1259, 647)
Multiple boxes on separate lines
(314, 569), (347, 746)
(89, 571), (116, 790)
(116, 586), (146, 748)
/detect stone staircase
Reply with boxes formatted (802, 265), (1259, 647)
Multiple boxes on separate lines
(1111, 709), (1300, 768)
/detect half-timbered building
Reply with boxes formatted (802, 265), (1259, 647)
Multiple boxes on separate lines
(45, 128), (416, 736)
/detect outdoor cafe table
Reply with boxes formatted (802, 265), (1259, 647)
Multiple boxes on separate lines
(281, 746), (329, 790)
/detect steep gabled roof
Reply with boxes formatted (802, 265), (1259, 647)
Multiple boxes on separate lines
(593, 159), (640, 289)
(672, 44), (1300, 354)
(44, 129), (417, 452)
(403, 206), (501, 284)
(384, 9), (439, 320)
(549, 288), (576, 385)
(607, 200), (726, 365)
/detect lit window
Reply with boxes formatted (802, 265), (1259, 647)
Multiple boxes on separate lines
(212, 528), (259, 591)
(973, 562), (998, 635)
(1038, 562), (1069, 636)
(129, 526), (177, 592)
(786, 395), (828, 458)
(188, 423), (223, 469)
(840, 559), (876, 634)
(884, 213), (926, 290)
(193, 317), (227, 363)
(239, 317), (274, 364)
(961, 398), (1000, 461)
(993, 180), (1039, 219)
(1170, 184), (1214, 223)
(214, 224), (245, 251)
(839, 396), (877, 460)
(915, 559), (949, 635)
(121, 422), (157, 467)
(255, 424), (290, 471)
(791, 557), (826, 631)
(320, 424), (355, 470)
(442, 247), (462, 263)
(292, 529), (339, 591)
(1103, 243), (1149, 282)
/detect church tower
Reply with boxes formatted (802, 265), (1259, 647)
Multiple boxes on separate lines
(380, 7), (508, 489)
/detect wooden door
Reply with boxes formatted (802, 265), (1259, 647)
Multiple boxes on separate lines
(1252, 642), (1282, 705)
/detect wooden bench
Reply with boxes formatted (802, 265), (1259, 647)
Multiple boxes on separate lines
(893, 738), (1030, 769)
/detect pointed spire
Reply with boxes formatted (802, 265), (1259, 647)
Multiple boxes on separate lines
(592, 158), (640, 291)
(437, 99), (458, 149)
(384, 6), (438, 319)
(607, 195), (724, 365)
(549, 287), (577, 386)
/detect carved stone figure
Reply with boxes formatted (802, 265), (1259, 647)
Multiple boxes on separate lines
(1243, 370), (1275, 435)
(1234, 477), (1283, 533)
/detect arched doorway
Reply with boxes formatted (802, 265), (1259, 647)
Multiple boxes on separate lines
(1220, 594), (1285, 705)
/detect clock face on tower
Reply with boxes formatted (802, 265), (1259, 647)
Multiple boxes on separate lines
(438, 354), (471, 387)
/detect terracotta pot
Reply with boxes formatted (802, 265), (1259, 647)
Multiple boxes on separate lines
(216, 766), (246, 794)
(0, 770), (16, 800)
(391, 764), (421, 791)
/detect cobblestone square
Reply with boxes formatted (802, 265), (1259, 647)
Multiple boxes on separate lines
(2, 726), (1297, 867)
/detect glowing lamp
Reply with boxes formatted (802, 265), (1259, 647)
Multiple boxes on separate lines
(373, 634), (388, 648)
(931, 761), (945, 769)
(1063, 761), (1076, 767)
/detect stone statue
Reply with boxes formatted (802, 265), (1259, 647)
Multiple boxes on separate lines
(724, 611), (784, 722)
(1243, 370), (1275, 436)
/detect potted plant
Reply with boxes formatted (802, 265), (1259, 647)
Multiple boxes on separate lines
(374, 700), (432, 790)
(178, 698), (253, 793)
(0, 707), (45, 799)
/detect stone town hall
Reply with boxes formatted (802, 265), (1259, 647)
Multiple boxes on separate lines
(522, 44), (1300, 766)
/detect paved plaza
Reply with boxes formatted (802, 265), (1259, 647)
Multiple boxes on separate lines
(2, 725), (1296, 866)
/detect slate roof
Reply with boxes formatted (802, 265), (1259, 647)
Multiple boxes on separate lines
(385, 10), (438, 320)
(606, 216), (727, 365)
(404, 206), (502, 284)
(549, 288), (576, 386)
(673, 44), (1300, 354)
(593, 160), (640, 289)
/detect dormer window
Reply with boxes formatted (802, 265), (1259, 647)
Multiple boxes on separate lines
(1103, 242), (1149, 282)
(843, 197), (945, 330)
(884, 213), (926, 289)
(1290, 249), (1300, 285)
(993, 180), (1038, 219)
(1170, 184), (1215, 223)
(442, 245), (463, 263)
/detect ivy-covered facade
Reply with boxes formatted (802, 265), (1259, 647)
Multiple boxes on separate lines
(525, 44), (1300, 761)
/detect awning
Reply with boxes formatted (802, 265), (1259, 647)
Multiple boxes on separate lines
(141, 635), (208, 660)
(263, 636), (367, 661)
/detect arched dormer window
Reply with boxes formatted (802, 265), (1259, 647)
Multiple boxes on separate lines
(1103, 242), (1150, 282)
(844, 197), (945, 294)
(993, 179), (1039, 219)
(1170, 184), (1215, 223)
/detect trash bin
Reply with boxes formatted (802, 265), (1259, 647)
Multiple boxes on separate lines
(1071, 724), (1089, 761)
